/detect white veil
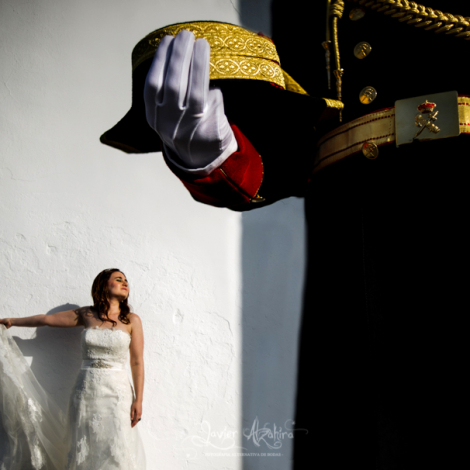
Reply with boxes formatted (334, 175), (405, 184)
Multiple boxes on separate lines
(0, 324), (68, 470)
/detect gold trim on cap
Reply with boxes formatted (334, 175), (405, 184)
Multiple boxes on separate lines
(282, 70), (308, 95)
(132, 21), (286, 89)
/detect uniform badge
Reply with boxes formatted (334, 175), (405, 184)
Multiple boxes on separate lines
(415, 100), (440, 137)
(395, 91), (460, 147)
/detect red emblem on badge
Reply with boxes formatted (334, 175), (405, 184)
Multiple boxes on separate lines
(417, 100), (437, 114)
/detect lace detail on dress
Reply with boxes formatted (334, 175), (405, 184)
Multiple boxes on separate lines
(111, 435), (126, 463)
(80, 327), (129, 362)
(115, 384), (125, 404)
(91, 413), (103, 434)
(110, 436), (138, 470)
(76, 436), (89, 466)
(30, 437), (46, 470)
(28, 398), (43, 424)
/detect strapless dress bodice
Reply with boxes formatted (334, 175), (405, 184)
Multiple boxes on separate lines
(81, 327), (130, 367)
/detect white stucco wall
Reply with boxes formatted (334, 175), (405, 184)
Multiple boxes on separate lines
(0, 0), (305, 469)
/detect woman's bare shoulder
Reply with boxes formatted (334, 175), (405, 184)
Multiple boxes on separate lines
(128, 312), (142, 324)
(128, 312), (143, 333)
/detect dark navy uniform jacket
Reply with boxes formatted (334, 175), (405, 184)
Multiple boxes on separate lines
(164, 2), (470, 468)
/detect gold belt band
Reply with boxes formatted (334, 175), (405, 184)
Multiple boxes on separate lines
(314, 95), (470, 174)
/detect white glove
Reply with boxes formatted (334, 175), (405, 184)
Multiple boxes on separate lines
(144, 30), (237, 174)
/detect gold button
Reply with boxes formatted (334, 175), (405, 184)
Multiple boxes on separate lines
(362, 142), (378, 159)
(359, 86), (377, 105)
(349, 7), (365, 21)
(354, 41), (372, 59)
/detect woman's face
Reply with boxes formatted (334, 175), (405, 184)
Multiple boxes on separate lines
(107, 271), (129, 301)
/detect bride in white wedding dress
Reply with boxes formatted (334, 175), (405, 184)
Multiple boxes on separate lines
(0, 268), (146, 470)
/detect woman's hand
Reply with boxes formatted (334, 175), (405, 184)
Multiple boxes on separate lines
(0, 318), (12, 329)
(130, 399), (142, 428)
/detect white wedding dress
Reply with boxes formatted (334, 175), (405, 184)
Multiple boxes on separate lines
(0, 324), (146, 470)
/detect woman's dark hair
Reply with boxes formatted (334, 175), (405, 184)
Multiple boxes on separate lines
(91, 268), (130, 327)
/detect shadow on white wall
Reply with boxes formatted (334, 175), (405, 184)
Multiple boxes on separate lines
(238, 3), (306, 468)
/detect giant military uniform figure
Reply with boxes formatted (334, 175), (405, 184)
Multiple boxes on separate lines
(101, 2), (470, 467)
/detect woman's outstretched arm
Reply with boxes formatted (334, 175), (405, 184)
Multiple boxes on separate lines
(129, 313), (144, 428)
(0, 309), (84, 329)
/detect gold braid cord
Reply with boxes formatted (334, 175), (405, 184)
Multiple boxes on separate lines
(330, 1), (345, 121)
(348, 0), (470, 39)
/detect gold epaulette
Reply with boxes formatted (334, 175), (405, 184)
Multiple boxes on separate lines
(349, 0), (470, 39)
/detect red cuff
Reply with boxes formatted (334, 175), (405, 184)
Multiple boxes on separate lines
(164, 124), (264, 209)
